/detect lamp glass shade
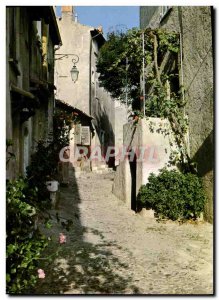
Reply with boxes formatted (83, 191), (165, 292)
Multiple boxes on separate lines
(70, 65), (79, 82)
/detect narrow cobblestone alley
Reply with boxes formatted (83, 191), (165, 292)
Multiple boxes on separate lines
(34, 171), (213, 295)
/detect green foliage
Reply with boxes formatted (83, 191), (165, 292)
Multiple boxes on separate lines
(96, 28), (191, 167)
(96, 28), (179, 105)
(6, 107), (77, 294)
(137, 169), (206, 221)
(26, 109), (77, 208)
(6, 178), (48, 294)
(97, 30), (139, 102)
(53, 110), (76, 149)
(156, 29), (180, 53)
(26, 140), (57, 209)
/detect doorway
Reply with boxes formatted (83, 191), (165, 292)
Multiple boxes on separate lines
(129, 152), (137, 212)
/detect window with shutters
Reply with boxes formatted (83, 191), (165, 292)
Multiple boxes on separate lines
(81, 126), (90, 145)
(75, 124), (81, 144)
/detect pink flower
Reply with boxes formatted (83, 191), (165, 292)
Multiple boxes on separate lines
(38, 269), (45, 279)
(59, 233), (66, 244)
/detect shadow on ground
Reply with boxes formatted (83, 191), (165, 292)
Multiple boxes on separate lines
(31, 168), (139, 295)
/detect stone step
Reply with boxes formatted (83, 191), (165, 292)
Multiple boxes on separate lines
(92, 168), (114, 174)
(69, 168), (114, 177)
(99, 164), (108, 170)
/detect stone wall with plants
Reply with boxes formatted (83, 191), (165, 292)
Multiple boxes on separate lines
(6, 109), (77, 293)
(139, 6), (213, 222)
(97, 27), (193, 172)
(97, 26), (208, 221)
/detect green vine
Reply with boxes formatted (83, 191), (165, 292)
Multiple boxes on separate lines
(141, 29), (191, 171)
(97, 28), (193, 170)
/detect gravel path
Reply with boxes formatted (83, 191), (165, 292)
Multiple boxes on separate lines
(33, 171), (213, 295)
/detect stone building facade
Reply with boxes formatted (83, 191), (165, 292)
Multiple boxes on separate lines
(140, 6), (214, 222)
(6, 6), (62, 179)
(55, 6), (126, 170)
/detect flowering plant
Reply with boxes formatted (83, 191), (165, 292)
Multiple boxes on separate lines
(59, 233), (66, 244)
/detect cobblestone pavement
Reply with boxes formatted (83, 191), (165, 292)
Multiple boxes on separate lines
(34, 171), (213, 295)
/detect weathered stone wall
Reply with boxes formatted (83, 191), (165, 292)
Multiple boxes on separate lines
(56, 12), (117, 168)
(113, 118), (177, 209)
(140, 6), (214, 222)
(6, 7), (60, 178)
(90, 39), (116, 165)
(55, 16), (91, 114)
(140, 6), (159, 29)
(6, 8), (14, 179)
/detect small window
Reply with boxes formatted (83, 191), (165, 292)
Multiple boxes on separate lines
(75, 124), (81, 144)
(81, 126), (90, 145)
(160, 6), (172, 22)
(36, 20), (42, 41)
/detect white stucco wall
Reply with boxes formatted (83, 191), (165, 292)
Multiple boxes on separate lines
(112, 117), (178, 208)
(114, 100), (128, 166)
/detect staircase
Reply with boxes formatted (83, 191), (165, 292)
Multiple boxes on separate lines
(91, 163), (114, 174)
(68, 164), (114, 180)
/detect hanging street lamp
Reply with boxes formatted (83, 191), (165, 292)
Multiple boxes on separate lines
(55, 53), (79, 83)
(70, 54), (79, 83)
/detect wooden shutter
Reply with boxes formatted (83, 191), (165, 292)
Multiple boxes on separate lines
(81, 126), (90, 145)
(75, 124), (81, 144)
